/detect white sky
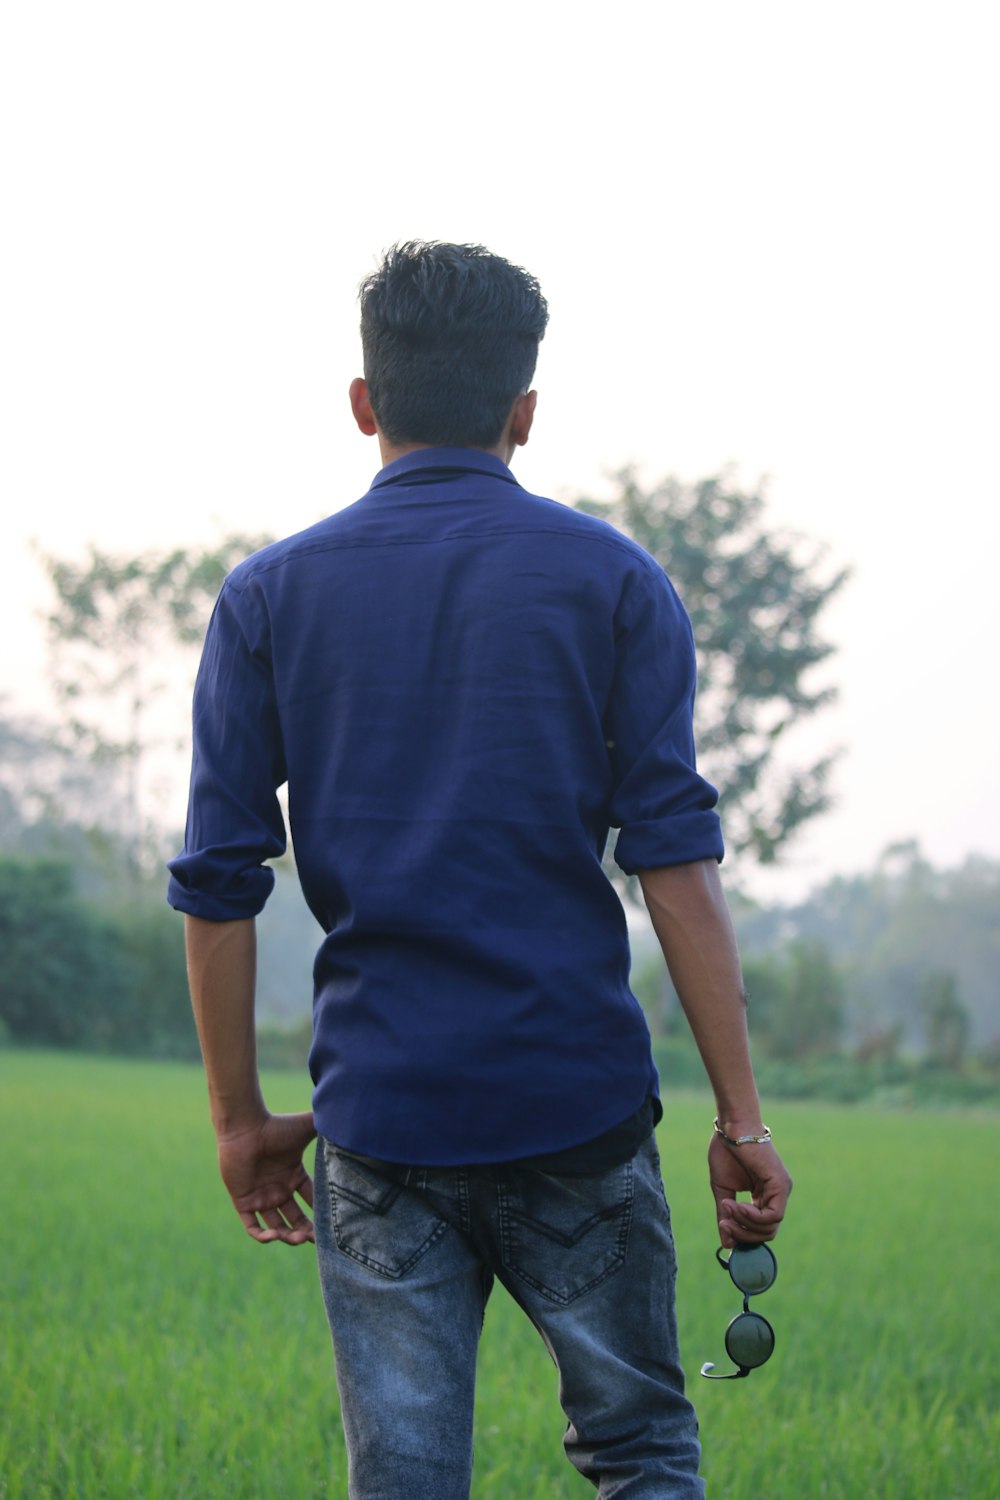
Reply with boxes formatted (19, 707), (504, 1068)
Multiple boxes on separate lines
(1, 2), (998, 903)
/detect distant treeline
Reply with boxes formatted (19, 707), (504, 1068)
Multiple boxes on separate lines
(0, 856), (196, 1058)
(737, 841), (998, 1054)
(633, 843), (998, 1055)
(631, 841), (1000, 1105)
(1, 816), (998, 1107)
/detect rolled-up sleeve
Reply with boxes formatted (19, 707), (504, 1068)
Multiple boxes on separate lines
(607, 567), (724, 874)
(167, 578), (288, 920)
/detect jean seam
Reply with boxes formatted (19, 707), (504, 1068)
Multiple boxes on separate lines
(456, 1168), (471, 1236)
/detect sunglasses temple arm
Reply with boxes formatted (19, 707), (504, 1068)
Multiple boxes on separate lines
(700, 1362), (751, 1380)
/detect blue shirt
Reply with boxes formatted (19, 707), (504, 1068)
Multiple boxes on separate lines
(167, 449), (723, 1164)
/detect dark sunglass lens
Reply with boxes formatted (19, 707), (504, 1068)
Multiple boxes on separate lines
(727, 1243), (777, 1295)
(725, 1312), (775, 1369)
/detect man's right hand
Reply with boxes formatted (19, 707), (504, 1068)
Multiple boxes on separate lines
(216, 1110), (317, 1245)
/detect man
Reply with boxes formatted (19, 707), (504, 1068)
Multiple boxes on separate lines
(168, 241), (791, 1499)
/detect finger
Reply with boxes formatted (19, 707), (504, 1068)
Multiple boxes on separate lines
(296, 1170), (315, 1209)
(716, 1215), (773, 1247)
(718, 1215), (776, 1248)
(721, 1201), (783, 1244)
(720, 1195), (784, 1222)
(710, 1178), (742, 1216)
(237, 1209), (280, 1243)
(755, 1181), (792, 1219)
(739, 1220), (782, 1242)
(276, 1221), (315, 1245)
(268, 1201), (315, 1245)
(281, 1198), (313, 1230)
(716, 1200), (740, 1249)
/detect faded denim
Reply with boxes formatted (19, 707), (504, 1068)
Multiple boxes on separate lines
(314, 1131), (705, 1499)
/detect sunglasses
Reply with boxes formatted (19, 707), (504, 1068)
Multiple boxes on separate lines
(700, 1242), (777, 1380)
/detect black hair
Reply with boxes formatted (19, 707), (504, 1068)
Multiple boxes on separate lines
(358, 241), (549, 449)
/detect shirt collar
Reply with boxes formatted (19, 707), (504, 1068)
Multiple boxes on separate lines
(369, 447), (520, 491)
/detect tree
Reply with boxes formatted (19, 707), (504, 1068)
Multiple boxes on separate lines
(0, 855), (196, 1056)
(744, 938), (846, 1061)
(38, 535), (272, 867)
(746, 841), (1000, 1051)
(921, 971), (969, 1070)
(576, 470), (848, 866)
(0, 701), (127, 851)
(0, 857), (132, 1047)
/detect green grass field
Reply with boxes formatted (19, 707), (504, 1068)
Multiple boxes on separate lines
(1, 1051), (997, 1499)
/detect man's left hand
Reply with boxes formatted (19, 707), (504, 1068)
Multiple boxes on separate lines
(708, 1132), (792, 1249)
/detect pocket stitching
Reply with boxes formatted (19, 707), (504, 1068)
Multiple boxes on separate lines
(323, 1143), (448, 1280)
(498, 1161), (634, 1305)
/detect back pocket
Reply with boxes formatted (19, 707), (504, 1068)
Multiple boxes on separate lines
(498, 1161), (634, 1305)
(324, 1144), (448, 1279)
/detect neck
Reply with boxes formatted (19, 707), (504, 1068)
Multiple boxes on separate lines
(377, 436), (514, 468)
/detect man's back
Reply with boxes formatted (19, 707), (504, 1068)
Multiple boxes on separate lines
(169, 446), (721, 1164)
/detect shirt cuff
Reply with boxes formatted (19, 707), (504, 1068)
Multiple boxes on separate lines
(166, 864), (275, 921)
(614, 812), (725, 875)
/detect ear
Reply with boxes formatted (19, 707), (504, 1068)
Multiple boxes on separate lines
(349, 377), (378, 437)
(508, 389), (537, 448)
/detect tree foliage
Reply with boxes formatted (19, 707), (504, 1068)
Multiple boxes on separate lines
(920, 971), (970, 1070)
(734, 841), (1000, 1051)
(0, 858), (127, 1047)
(743, 938), (846, 1061)
(577, 470), (848, 865)
(0, 856), (196, 1056)
(0, 701), (124, 847)
(38, 535), (272, 862)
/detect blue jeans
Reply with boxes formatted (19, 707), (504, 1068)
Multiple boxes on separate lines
(314, 1131), (705, 1499)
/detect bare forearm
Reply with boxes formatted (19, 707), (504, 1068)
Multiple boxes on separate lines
(184, 915), (266, 1136)
(638, 860), (763, 1133)
(183, 914), (316, 1244)
(638, 860), (791, 1246)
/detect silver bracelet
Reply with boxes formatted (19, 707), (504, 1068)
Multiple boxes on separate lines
(713, 1117), (772, 1147)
